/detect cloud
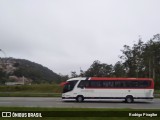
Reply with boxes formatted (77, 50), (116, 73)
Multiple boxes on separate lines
(0, 0), (160, 75)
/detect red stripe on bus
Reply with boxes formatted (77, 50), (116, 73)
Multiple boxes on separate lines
(85, 87), (154, 89)
(88, 77), (154, 89)
(90, 77), (153, 81)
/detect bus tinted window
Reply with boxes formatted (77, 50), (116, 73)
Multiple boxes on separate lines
(78, 80), (151, 89)
(90, 81), (102, 88)
(131, 81), (139, 88)
(138, 80), (151, 88)
(77, 80), (89, 88)
(125, 80), (151, 88)
(115, 81), (122, 87)
(63, 80), (78, 93)
(102, 81), (114, 88)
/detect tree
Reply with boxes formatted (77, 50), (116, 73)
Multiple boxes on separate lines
(143, 34), (160, 79)
(120, 39), (145, 77)
(84, 60), (113, 77)
(113, 61), (126, 77)
(142, 34), (160, 89)
(119, 34), (160, 89)
(71, 71), (78, 78)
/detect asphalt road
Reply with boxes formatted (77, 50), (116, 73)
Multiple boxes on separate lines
(0, 97), (160, 109)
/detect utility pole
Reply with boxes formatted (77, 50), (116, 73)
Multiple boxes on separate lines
(0, 49), (7, 70)
(0, 49), (6, 58)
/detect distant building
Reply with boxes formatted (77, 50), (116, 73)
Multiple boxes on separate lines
(5, 81), (24, 86)
(5, 76), (32, 86)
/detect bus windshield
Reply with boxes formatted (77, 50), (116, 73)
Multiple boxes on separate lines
(63, 80), (78, 93)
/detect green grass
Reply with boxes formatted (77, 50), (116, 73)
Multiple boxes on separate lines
(0, 84), (62, 93)
(0, 84), (159, 97)
(155, 90), (160, 94)
(0, 92), (61, 97)
(0, 107), (159, 120)
(0, 84), (62, 97)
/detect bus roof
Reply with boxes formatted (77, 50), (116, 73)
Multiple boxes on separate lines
(66, 77), (153, 81)
(67, 77), (86, 81)
(90, 77), (153, 81)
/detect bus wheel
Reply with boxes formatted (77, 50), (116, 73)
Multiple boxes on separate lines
(76, 95), (84, 102)
(125, 95), (134, 103)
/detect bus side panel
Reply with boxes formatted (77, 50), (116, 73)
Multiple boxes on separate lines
(98, 89), (145, 98)
(83, 89), (147, 99)
(144, 89), (154, 98)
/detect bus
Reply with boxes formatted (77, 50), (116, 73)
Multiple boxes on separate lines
(61, 77), (154, 103)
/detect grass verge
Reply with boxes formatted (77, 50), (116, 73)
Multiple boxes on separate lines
(0, 92), (61, 97)
(0, 84), (159, 97)
(0, 84), (62, 93)
(0, 84), (62, 97)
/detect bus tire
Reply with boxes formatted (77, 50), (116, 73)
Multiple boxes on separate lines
(76, 95), (84, 102)
(125, 95), (134, 103)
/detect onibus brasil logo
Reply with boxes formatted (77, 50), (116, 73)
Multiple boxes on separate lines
(2, 112), (42, 118)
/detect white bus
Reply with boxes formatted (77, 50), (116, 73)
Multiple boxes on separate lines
(61, 77), (154, 103)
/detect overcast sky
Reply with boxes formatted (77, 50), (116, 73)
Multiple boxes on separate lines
(0, 0), (160, 75)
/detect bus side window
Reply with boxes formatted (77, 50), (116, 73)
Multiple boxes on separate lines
(121, 81), (127, 88)
(125, 81), (132, 88)
(115, 81), (121, 87)
(108, 81), (114, 87)
(77, 80), (89, 88)
(102, 81), (109, 88)
(78, 81), (85, 88)
(139, 80), (151, 88)
(131, 81), (139, 88)
(102, 81), (114, 88)
(85, 81), (89, 87)
(90, 81), (102, 88)
(145, 81), (151, 87)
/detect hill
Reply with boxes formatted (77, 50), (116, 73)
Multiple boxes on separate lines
(0, 58), (66, 84)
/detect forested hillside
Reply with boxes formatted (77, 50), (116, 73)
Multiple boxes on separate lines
(0, 58), (67, 84)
